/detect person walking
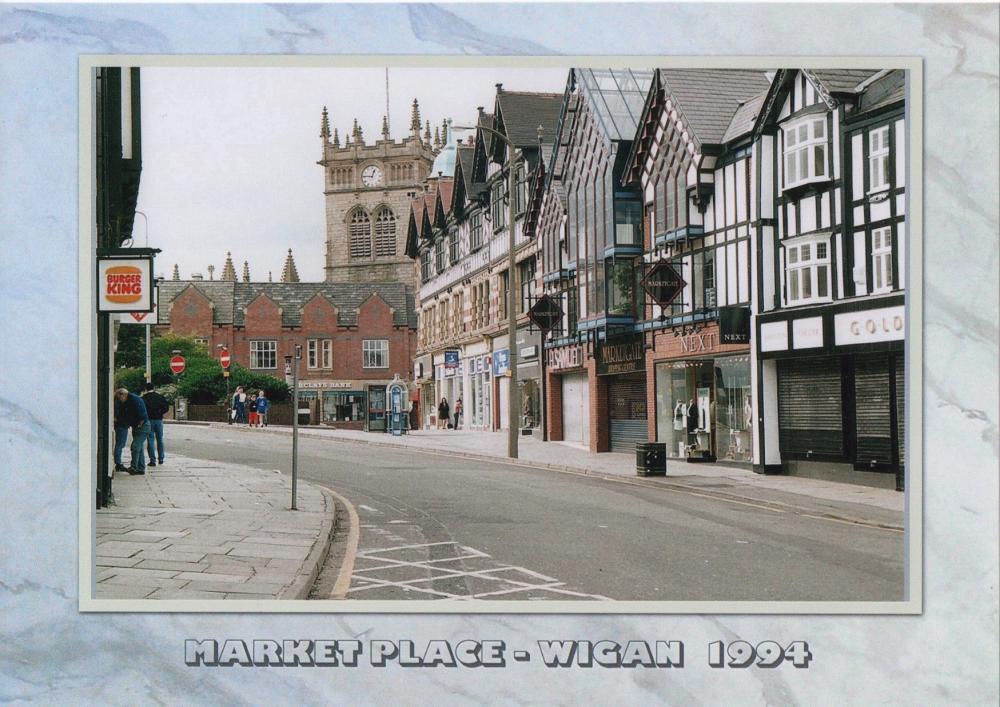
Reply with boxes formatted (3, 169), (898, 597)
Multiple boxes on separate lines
(115, 387), (150, 475)
(256, 391), (269, 427)
(437, 397), (450, 430)
(232, 386), (247, 425)
(113, 393), (129, 473)
(453, 397), (463, 431)
(141, 382), (169, 467)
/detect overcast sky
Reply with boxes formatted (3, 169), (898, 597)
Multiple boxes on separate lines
(135, 65), (569, 283)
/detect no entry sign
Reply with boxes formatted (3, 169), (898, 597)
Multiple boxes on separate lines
(219, 348), (231, 369)
(170, 355), (186, 375)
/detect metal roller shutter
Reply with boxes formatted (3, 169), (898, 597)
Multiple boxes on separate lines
(895, 354), (905, 467)
(855, 354), (892, 466)
(609, 374), (648, 453)
(777, 357), (843, 457)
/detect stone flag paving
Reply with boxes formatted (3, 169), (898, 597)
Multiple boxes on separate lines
(94, 455), (336, 601)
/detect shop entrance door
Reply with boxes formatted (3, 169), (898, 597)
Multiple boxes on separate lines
(561, 372), (589, 447)
(368, 385), (386, 432)
(608, 372), (647, 453)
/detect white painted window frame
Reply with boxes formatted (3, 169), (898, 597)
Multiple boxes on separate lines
(784, 233), (833, 306)
(871, 226), (894, 293)
(363, 338), (388, 369)
(307, 339), (319, 369)
(782, 116), (829, 190)
(868, 126), (890, 194)
(250, 340), (277, 370)
(322, 339), (333, 369)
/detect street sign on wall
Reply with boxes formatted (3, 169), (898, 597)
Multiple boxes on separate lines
(492, 349), (510, 377)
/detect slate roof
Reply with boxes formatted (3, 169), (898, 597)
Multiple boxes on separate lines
(721, 90), (769, 144)
(858, 70), (905, 113)
(810, 69), (882, 95)
(158, 281), (417, 328)
(496, 91), (564, 147)
(437, 178), (455, 215)
(658, 69), (773, 146)
(455, 145), (485, 200)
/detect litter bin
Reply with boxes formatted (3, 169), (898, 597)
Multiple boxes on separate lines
(636, 442), (666, 476)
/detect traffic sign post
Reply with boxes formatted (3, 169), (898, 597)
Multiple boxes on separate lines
(169, 354), (186, 375)
(219, 347), (231, 369)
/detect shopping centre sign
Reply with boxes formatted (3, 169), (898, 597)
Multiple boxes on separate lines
(641, 260), (686, 308)
(596, 334), (645, 376)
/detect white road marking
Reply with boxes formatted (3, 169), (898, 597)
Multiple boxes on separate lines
(348, 540), (610, 601)
(357, 504), (380, 514)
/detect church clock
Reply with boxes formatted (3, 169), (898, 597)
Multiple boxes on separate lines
(361, 164), (383, 187)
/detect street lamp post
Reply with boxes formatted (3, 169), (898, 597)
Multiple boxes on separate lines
(452, 123), (544, 459)
(285, 345), (302, 510)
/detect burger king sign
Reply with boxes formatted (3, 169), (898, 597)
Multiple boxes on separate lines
(97, 256), (154, 313)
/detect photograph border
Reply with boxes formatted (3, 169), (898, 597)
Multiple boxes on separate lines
(79, 53), (923, 614)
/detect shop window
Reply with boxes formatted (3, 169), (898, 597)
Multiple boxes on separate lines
(783, 116), (828, 190)
(615, 198), (643, 246)
(784, 236), (831, 306)
(323, 391), (365, 423)
(872, 227), (893, 293)
(606, 258), (637, 317)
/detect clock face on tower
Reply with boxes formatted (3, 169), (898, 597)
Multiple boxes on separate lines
(361, 164), (383, 187)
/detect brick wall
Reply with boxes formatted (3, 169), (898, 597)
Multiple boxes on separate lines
(545, 368), (564, 441)
(587, 356), (609, 454)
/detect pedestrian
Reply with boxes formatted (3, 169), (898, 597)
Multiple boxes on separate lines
(453, 397), (463, 430)
(115, 387), (150, 475)
(248, 393), (259, 427)
(437, 397), (450, 430)
(233, 386), (247, 425)
(113, 393), (129, 473)
(141, 382), (169, 467)
(256, 390), (269, 427)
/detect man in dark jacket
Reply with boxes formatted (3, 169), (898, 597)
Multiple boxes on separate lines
(115, 388), (149, 475)
(141, 382), (169, 467)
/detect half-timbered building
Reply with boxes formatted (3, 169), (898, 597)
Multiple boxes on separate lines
(752, 69), (907, 485)
(624, 68), (772, 465)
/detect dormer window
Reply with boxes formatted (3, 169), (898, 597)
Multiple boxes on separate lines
(783, 116), (828, 190)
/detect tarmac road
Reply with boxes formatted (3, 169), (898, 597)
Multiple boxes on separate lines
(171, 425), (904, 602)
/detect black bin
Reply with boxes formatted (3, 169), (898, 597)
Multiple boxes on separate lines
(636, 442), (667, 476)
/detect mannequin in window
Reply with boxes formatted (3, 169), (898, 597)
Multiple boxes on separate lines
(686, 399), (698, 435)
(673, 400), (686, 431)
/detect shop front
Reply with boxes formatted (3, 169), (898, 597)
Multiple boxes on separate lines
(516, 327), (543, 434)
(297, 381), (369, 430)
(596, 334), (648, 453)
(651, 320), (752, 464)
(464, 341), (492, 431)
(545, 343), (589, 448)
(414, 353), (434, 430)
(757, 297), (905, 486)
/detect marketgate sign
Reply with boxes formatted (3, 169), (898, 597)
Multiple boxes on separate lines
(596, 334), (645, 376)
(526, 294), (564, 332)
(641, 259), (686, 308)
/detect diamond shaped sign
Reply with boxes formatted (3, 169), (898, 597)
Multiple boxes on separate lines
(641, 259), (686, 308)
(526, 294), (564, 332)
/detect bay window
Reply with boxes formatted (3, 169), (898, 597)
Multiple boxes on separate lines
(783, 116), (828, 189)
(872, 226), (893, 293)
(784, 236), (831, 305)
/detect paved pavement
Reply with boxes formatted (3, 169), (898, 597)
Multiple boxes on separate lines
(95, 454), (337, 600)
(185, 422), (904, 521)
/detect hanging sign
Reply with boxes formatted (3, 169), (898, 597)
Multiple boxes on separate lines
(121, 287), (159, 325)
(444, 350), (460, 377)
(719, 306), (751, 344)
(641, 259), (686, 308)
(492, 349), (510, 377)
(97, 256), (154, 313)
(526, 294), (564, 332)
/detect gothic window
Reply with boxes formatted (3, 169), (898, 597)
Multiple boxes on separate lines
(349, 208), (372, 259)
(374, 207), (397, 257)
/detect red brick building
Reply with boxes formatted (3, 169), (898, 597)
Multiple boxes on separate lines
(157, 279), (418, 431)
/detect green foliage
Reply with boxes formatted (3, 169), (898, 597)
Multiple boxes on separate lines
(113, 332), (289, 405)
(114, 325), (147, 368)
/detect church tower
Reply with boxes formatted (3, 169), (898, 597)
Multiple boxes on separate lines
(318, 101), (437, 285)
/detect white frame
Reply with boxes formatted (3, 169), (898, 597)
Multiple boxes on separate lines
(362, 338), (388, 369)
(249, 339), (277, 369)
(869, 125), (890, 193)
(307, 339), (319, 369)
(872, 225), (894, 293)
(782, 115), (828, 189)
(322, 339), (333, 369)
(784, 234), (832, 306)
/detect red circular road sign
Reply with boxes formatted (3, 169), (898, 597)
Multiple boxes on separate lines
(219, 348), (231, 369)
(169, 355), (186, 375)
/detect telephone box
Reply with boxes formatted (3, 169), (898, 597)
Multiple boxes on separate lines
(386, 375), (409, 436)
